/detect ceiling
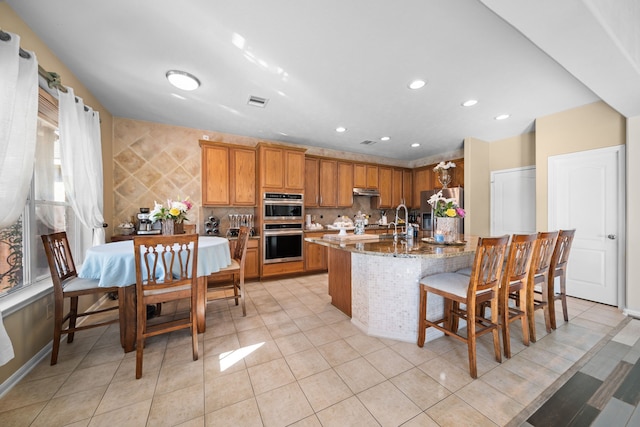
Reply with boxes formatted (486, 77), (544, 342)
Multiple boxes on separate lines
(7, 0), (638, 161)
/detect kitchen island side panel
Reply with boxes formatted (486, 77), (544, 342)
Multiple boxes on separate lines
(327, 246), (352, 316)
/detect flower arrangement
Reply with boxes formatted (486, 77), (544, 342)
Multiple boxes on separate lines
(433, 161), (456, 172)
(149, 197), (193, 223)
(427, 190), (465, 218)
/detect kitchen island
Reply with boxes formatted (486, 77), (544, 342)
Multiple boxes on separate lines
(305, 234), (478, 343)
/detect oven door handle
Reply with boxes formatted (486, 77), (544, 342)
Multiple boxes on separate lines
(263, 230), (304, 236)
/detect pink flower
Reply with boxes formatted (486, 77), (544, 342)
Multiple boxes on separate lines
(456, 207), (466, 218)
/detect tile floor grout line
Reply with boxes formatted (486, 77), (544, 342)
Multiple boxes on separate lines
(506, 315), (632, 427)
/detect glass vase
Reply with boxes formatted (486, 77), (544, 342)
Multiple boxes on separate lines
(437, 168), (453, 188)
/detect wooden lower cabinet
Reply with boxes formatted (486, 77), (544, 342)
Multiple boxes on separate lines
(210, 238), (259, 283)
(304, 232), (328, 272)
(262, 261), (305, 278)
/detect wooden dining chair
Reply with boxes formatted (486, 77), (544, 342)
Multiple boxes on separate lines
(526, 231), (559, 342)
(133, 233), (199, 378)
(418, 235), (509, 378)
(206, 226), (250, 316)
(500, 233), (537, 358)
(548, 229), (576, 329)
(41, 232), (120, 365)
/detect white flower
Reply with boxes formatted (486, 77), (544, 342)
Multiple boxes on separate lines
(170, 200), (188, 213)
(427, 190), (444, 206)
(433, 161), (456, 171)
(149, 201), (163, 223)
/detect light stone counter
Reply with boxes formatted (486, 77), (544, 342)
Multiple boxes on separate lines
(306, 235), (478, 343)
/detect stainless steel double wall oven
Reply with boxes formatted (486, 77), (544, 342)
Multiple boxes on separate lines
(262, 193), (304, 264)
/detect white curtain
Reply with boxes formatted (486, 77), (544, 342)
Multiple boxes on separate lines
(0, 31), (38, 229)
(0, 31), (37, 367)
(58, 88), (105, 246)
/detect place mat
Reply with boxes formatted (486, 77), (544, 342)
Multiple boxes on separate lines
(421, 237), (466, 246)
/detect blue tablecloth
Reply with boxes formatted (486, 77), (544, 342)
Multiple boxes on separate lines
(79, 236), (232, 287)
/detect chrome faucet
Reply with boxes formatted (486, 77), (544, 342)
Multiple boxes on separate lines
(388, 222), (398, 240)
(395, 203), (409, 235)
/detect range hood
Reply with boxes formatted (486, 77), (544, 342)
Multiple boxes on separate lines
(353, 187), (380, 197)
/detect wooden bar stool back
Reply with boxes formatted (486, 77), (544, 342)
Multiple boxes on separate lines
(501, 233), (537, 358)
(133, 234), (199, 378)
(418, 235), (509, 378)
(526, 230), (559, 342)
(41, 232), (120, 365)
(548, 229), (576, 329)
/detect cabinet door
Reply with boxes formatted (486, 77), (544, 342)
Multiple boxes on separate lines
(376, 166), (393, 209)
(304, 236), (327, 272)
(231, 147), (256, 206)
(304, 157), (319, 207)
(202, 144), (230, 205)
(319, 159), (338, 207)
(392, 168), (403, 207)
(353, 163), (366, 188)
(337, 162), (354, 207)
(366, 165), (379, 189)
(260, 146), (284, 190)
(412, 167), (432, 209)
(285, 150), (305, 191)
(403, 169), (413, 207)
(245, 240), (259, 279)
(451, 158), (464, 188)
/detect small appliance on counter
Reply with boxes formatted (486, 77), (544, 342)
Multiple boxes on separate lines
(204, 216), (219, 235)
(137, 207), (160, 235)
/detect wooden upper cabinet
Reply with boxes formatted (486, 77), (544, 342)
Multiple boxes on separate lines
(200, 141), (256, 206)
(258, 144), (306, 193)
(392, 168), (403, 207)
(337, 162), (354, 207)
(433, 157), (464, 189)
(319, 159), (338, 207)
(304, 157), (319, 207)
(403, 169), (413, 207)
(412, 166), (432, 209)
(201, 143), (230, 205)
(230, 147), (256, 206)
(371, 166), (392, 209)
(354, 163), (379, 189)
(285, 149), (305, 191)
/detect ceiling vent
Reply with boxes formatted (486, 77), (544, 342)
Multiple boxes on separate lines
(360, 140), (377, 145)
(248, 95), (268, 108)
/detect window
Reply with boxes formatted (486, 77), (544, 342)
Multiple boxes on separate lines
(0, 89), (79, 296)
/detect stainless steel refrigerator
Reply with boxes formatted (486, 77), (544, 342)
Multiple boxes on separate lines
(420, 187), (464, 234)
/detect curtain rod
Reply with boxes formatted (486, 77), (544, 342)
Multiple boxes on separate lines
(0, 28), (68, 93)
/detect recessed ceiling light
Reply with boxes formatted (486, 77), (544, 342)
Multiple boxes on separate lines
(336, 126), (347, 133)
(462, 99), (478, 107)
(411, 143), (420, 148)
(495, 114), (510, 120)
(380, 136), (390, 141)
(408, 79), (426, 90)
(166, 70), (200, 91)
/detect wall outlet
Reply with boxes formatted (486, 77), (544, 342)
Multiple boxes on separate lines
(202, 135), (210, 140)
(46, 303), (53, 319)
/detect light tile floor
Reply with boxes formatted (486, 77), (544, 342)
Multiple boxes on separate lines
(0, 273), (630, 426)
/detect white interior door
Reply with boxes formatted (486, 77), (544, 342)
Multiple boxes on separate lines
(549, 146), (625, 306)
(491, 166), (536, 236)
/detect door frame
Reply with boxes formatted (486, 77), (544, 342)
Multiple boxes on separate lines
(548, 145), (626, 309)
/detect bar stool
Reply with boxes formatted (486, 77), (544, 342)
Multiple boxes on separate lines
(548, 229), (576, 329)
(526, 231), (559, 342)
(500, 233), (537, 358)
(417, 235), (509, 378)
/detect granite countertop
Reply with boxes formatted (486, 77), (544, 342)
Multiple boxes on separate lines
(305, 234), (478, 258)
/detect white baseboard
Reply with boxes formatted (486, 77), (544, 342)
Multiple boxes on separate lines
(0, 342), (51, 399)
(0, 293), (114, 398)
(623, 308), (640, 319)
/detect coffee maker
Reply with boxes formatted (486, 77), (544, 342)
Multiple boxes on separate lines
(136, 208), (155, 234)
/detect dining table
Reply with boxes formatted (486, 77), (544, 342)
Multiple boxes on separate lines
(78, 235), (232, 352)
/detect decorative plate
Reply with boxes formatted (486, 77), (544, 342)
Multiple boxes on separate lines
(421, 237), (466, 246)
